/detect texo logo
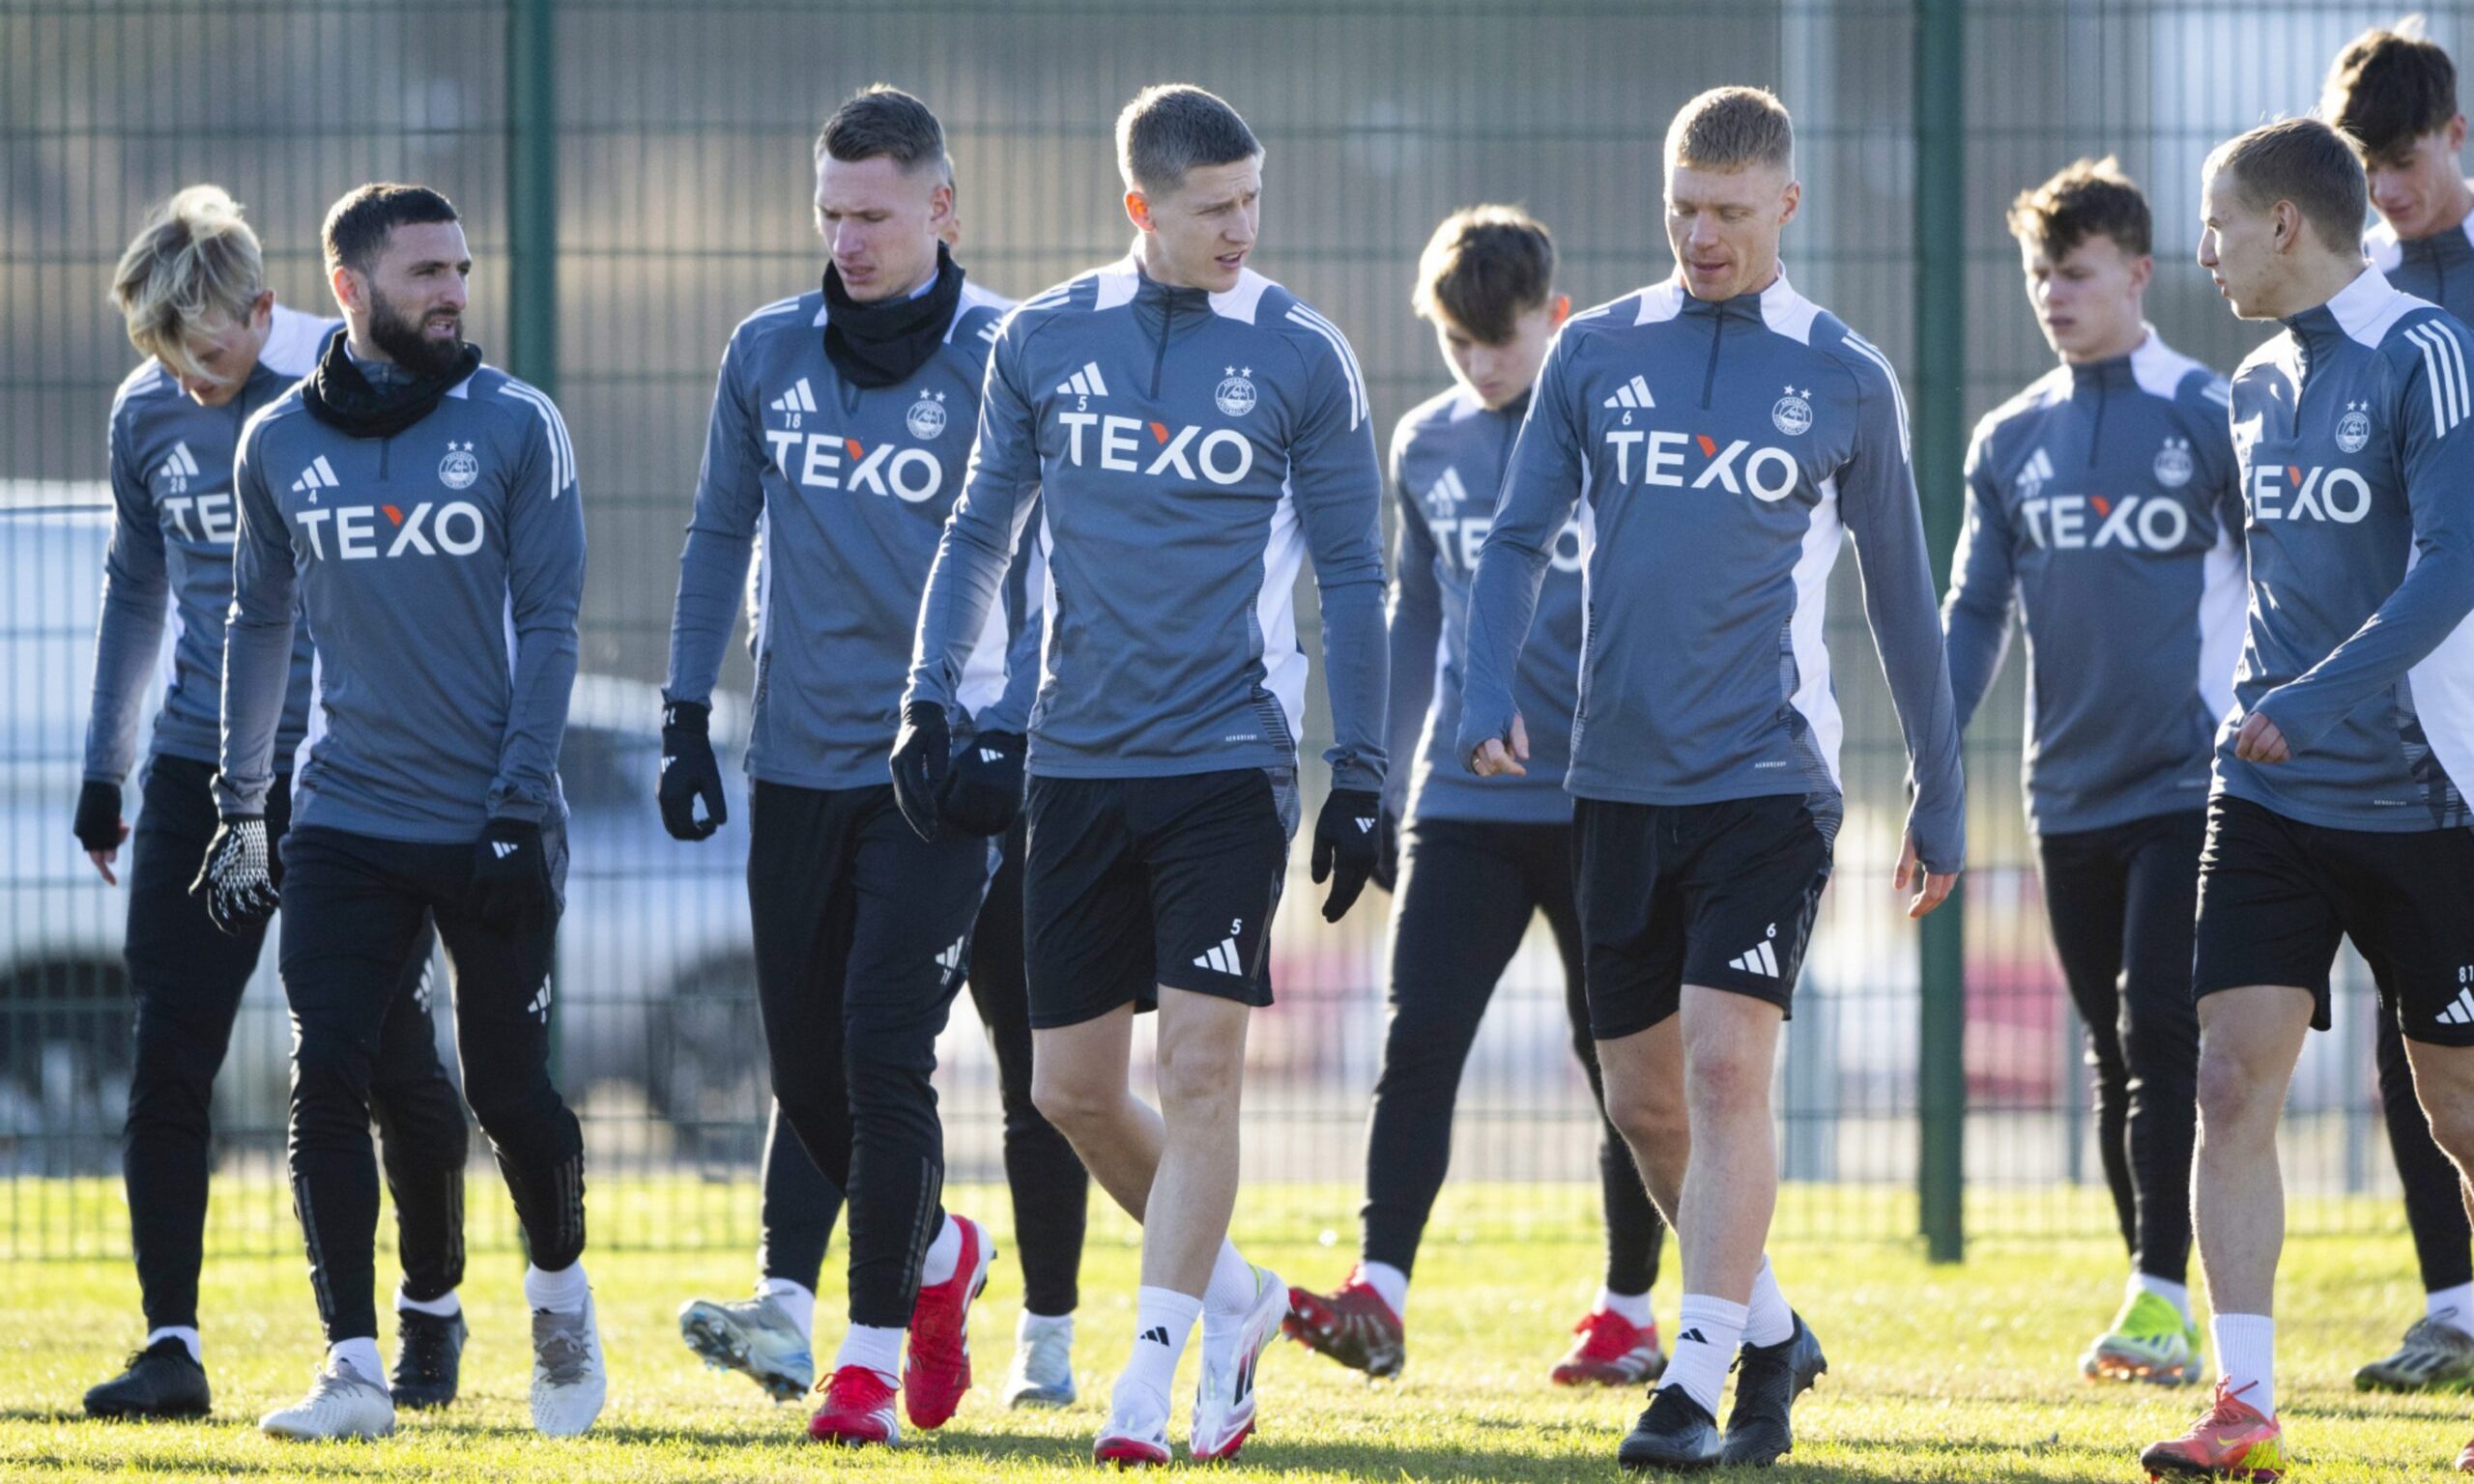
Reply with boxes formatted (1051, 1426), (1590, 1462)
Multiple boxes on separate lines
(2250, 464), (2372, 524)
(2018, 494), (2191, 552)
(1602, 427), (1801, 502)
(1057, 413), (1255, 486)
(294, 500), (487, 560)
(763, 428), (945, 504)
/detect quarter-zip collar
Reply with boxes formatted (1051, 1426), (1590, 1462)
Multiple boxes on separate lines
(2286, 265), (2399, 354)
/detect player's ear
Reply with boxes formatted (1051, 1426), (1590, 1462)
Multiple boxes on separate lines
(1778, 177), (1802, 228)
(1124, 187), (1156, 237)
(329, 261), (362, 318)
(2126, 253), (2154, 298)
(1547, 294), (1571, 329)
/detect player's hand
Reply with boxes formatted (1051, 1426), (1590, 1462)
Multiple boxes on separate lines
(1311, 786), (1384, 923)
(1894, 830), (1958, 920)
(471, 817), (552, 935)
(1468, 711), (1531, 778)
(942, 728), (1026, 838)
(190, 815), (278, 936)
(657, 697), (728, 841)
(2234, 710), (2289, 765)
(1371, 804), (1401, 894)
(889, 700), (953, 842)
(73, 779), (128, 885)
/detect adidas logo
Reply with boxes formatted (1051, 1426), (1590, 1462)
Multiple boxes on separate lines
(1194, 935), (1244, 977)
(1355, 817), (1375, 834)
(1056, 361), (1110, 398)
(1729, 939), (1781, 979)
(979, 748), (1005, 764)
(2439, 986), (2474, 1027)
(492, 841), (520, 859)
(936, 934), (967, 974)
(1677, 1327), (1708, 1345)
(159, 442), (201, 481)
(1139, 1326), (1172, 1347)
(290, 454), (341, 497)
(526, 981), (553, 1021)
(1602, 374), (1655, 410)
(769, 378), (818, 414)
(1427, 467), (1470, 508)
(2015, 445), (2055, 499)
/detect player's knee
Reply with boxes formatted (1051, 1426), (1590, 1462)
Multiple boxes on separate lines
(1683, 1045), (1769, 1118)
(2193, 1040), (2278, 1137)
(1604, 1073), (1684, 1150)
(1030, 1065), (1112, 1136)
(2422, 1099), (2474, 1170)
(1154, 1037), (1242, 1115)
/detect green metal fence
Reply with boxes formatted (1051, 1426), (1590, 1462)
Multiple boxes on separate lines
(0, 0), (2440, 1265)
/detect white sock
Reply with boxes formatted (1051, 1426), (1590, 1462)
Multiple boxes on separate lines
(523, 1260), (590, 1315)
(1743, 1256), (1795, 1347)
(1019, 1309), (1073, 1341)
(1117, 1287), (1202, 1414)
(2212, 1312), (2276, 1417)
(145, 1326), (201, 1364)
(1202, 1239), (1260, 1318)
(1596, 1286), (1653, 1327)
(757, 1276), (816, 1340)
(920, 1213), (964, 1288)
(328, 1336), (385, 1384)
(834, 1323), (904, 1386)
(1659, 1294), (1748, 1416)
(1356, 1260), (1410, 1323)
(2134, 1272), (2193, 1325)
(395, 1285), (461, 1319)
(2430, 1283), (2474, 1339)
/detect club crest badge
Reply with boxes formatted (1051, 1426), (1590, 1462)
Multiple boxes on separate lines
(2337, 400), (2371, 454)
(438, 441), (479, 491)
(906, 389), (949, 441)
(1216, 366), (1257, 417)
(2152, 437), (2194, 489)
(1771, 385), (1814, 437)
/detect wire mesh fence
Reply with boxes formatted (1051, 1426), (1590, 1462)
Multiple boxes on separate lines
(0, 0), (2443, 1264)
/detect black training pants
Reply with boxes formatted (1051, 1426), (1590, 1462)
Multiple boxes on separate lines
(122, 757), (466, 1333)
(278, 824), (580, 1344)
(2035, 809), (2203, 1286)
(1361, 816), (1663, 1293)
(756, 818), (1089, 1317)
(747, 782), (988, 1328)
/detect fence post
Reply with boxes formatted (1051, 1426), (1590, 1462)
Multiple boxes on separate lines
(1913, 0), (1967, 1264)
(506, 0), (557, 398)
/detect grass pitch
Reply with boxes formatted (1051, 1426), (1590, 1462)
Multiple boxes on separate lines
(3, 1184), (2468, 1481)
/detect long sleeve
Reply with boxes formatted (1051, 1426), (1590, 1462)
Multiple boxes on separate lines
(1383, 445), (1443, 813)
(971, 505), (1047, 735)
(906, 320), (1041, 717)
(1285, 324), (1389, 794)
(83, 404), (170, 783)
(1836, 346), (1966, 873)
(1941, 434), (2018, 736)
(489, 395), (587, 824)
(1457, 334), (1582, 768)
(2256, 337), (2474, 752)
(665, 334), (764, 705)
(214, 416), (299, 817)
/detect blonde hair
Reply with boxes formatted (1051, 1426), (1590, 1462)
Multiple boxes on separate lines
(110, 185), (265, 381)
(1666, 86), (1796, 174)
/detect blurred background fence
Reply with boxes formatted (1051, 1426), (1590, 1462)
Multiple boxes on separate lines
(0, 0), (2439, 1267)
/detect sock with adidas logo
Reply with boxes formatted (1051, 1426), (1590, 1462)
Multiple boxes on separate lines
(1116, 1287), (1201, 1419)
(1658, 1294), (1748, 1416)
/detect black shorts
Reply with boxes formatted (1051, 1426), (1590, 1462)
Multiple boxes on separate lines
(2194, 795), (2474, 1044)
(1573, 792), (1836, 1040)
(1022, 767), (1299, 1029)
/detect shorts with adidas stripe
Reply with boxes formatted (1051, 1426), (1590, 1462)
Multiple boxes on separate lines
(2193, 795), (2474, 1046)
(1572, 793), (1836, 1040)
(1022, 768), (1300, 1028)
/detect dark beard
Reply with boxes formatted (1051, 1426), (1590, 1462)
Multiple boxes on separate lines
(366, 287), (466, 379)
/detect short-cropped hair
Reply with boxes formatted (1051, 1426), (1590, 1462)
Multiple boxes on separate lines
(1117, 84), (1261, 197)
(2204, 118), (2372, 257)
(111, 185), (266, 380)
(2008, 156), (2153, 259)
(2320, 17), (2458, 158)
(1412, 206), (1557, 345)
(321, 183), (460, 275)
(1666, 86), (1795, 173)
(816, 83), (950, 179)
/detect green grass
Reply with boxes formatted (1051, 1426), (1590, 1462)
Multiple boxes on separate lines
(4, 1184), (2471, 1481)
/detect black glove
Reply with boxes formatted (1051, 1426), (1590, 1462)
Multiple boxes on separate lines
(73, 780), (125, 855)
(1310, 786), (1384, 923)
(657, 697), (727, 841)
(889, 700), (952, 842)
(189, 815), (279, 936)
(471, 817), (551, 934)
(942, 729), (1026, 838)
(1370, 803), (1401, 894)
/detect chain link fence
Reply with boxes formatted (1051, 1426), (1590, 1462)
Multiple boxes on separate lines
(0, 0), (2440, 1263)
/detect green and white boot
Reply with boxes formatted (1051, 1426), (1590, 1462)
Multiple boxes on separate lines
(2081, 1290), (2201, 1384)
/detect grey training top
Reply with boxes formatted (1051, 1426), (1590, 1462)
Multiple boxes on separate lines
(1387, 384), (1580, 827)
(905, 254), (1388, 793)
(216, 357), (585, 842)
(664, 280), (1037, 789)
(1456, 271), (1965, 872)
(1943, 331), (2245, 835)
(2216, 267), (2474, 832)
(84, 305), (330, 783)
